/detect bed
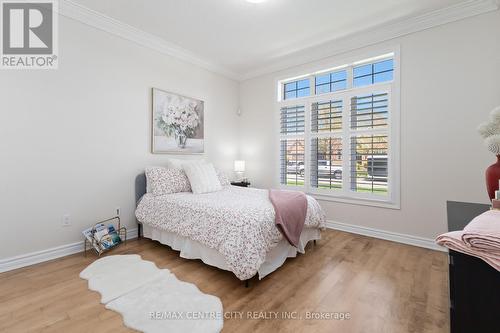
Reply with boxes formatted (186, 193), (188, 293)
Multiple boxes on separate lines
(135, 173), (326, 282)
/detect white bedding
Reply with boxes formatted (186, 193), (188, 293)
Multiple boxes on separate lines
(135, 186), (326, 280)
(143, 225), (321, 279)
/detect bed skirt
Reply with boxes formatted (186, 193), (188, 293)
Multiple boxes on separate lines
(143, 225), (321, 280)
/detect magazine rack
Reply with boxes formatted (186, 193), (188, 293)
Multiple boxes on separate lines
(83, 216), (127, 256)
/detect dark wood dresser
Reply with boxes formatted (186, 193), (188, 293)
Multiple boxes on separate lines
(446, 201), (500, 333)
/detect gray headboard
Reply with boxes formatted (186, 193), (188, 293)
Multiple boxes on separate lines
(135, 172), (147, 207)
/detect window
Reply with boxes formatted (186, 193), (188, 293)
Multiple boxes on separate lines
(353, 59), (393, 87)
(315, 70), (347, 94)
(278, 53), (398, 207)
(284, 79), (310, 100)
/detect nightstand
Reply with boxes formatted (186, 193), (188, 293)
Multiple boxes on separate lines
(231, 181), (250, 187)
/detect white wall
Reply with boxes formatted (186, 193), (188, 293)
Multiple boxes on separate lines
(1, 9), (498, 261)
(239, 10), (500, 240)
(0, 16), (240, 259)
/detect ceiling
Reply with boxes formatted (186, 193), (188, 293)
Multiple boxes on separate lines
(71, 0), (468, 78)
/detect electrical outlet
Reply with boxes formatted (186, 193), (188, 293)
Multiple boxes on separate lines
(62, 214), (71, 227)
(116, 207), (121, 217)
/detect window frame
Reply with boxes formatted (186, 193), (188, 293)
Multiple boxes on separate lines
(275, 48), (400, 209)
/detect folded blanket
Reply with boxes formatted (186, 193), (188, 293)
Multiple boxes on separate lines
(436, 231), (500, 271)
(269, 189), (307, 247)
(462, 210), (500, 255)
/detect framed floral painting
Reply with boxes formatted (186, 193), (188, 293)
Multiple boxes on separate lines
(152, 88), (204, 154)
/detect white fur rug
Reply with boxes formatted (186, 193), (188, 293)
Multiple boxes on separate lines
(80, 255), (223, 333)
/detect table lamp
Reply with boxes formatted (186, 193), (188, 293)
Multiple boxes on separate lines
(234, 160), (246, 181)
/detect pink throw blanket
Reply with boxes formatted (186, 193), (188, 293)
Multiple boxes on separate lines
(436, 210), (500, 272)
(269, 189), (308, 248)
(462, 210), (500, 255)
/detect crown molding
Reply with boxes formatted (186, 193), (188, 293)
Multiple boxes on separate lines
(57, 0), (498, 82)
(57, 0), (240, 81)
(240, 0), (499, 81)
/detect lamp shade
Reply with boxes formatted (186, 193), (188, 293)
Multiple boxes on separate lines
(234, 160), (245, 173)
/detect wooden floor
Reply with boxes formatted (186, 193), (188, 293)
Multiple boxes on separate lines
(0, 230), (449, 333)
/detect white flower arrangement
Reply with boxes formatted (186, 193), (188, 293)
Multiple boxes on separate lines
(478, 106), (500, 155)
(157, 101), (200, 138)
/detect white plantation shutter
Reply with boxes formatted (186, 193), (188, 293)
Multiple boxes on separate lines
(310, 137), (342, 189)
(280, 106), (305, 134)
(350, 93), (389, 130)
(280, 139), (305, 185)
(349, 135), (388, 194)
(310, 99), (343, 190)
(349, 92), (389, 195)
(311, 100), (342, 132)
(280, 105), (305, 186)
(278, 53), (397, 206)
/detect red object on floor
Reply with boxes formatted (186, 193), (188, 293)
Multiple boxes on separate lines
(485, 155), (500, 200)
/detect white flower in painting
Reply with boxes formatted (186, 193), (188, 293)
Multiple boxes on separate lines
(157, 100), (201, 138)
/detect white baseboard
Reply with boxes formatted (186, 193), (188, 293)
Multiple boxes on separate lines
(0, 228), (138, 273)
(0, 222), (445, 274)
(325, 221), (446, 252)
(127, 228), (139, 239)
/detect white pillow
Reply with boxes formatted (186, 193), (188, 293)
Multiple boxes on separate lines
(182, 162), (222, 194)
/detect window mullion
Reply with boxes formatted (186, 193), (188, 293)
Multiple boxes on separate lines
(386, 89), (392, 199)
(342, 94), (351, 194)
(308, 75), (315, 97)
(304, 101), (311, 192)
(306, 76), (314, 192)
(346, 65), (353, 90)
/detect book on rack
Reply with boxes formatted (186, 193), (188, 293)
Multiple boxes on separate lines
(82, 223), (122, 252)
(82, 226), (101, 253)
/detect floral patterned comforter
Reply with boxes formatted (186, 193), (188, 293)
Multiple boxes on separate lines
(135, 186), (326, 280)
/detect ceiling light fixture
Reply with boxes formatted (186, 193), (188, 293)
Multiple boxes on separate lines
(246, 0), (268, 3)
